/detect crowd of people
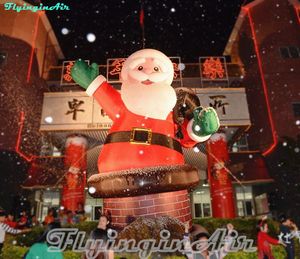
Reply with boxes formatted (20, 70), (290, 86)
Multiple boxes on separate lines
(0, 205), (299, 259)
(3, 203), (87, 231)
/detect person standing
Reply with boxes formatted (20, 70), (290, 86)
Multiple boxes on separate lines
(5, 212), (17, 228)
(279, 214), (298, 259)
(25, 222), (63, 259)
(84, 214), (114, 259)
(0, 211), (30, 254)
(257, 216), (286, 259)
(75, 202), (86, 223)
(18, 210), (29, 229)
(183, 222), (235, 259)
(43, 208), (55, 225)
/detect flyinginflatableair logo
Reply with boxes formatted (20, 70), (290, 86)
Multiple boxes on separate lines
(3, 2), (70, 12)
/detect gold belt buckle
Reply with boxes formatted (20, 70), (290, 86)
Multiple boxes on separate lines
(130, 128), (152, 145)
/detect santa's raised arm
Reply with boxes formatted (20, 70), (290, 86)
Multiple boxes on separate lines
(71, 49), (220, 198)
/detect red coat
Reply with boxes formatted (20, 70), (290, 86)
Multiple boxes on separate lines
(257, 231), (279, 259)
(88, 79), (197, 173)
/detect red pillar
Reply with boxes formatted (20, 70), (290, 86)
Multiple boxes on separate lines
(62, 136), (87, 212)
(207, 133), (236, 218)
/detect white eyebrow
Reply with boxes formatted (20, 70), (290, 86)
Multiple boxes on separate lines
(153, 58), (168, 72)
(128, 58), (146, 69)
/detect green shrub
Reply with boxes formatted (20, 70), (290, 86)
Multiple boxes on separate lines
(1, 243), (81, 259)
(14, 226), (44, 247)
(14, 221), (98, 247)
(63, 250), (82, 259)
(0, 244), (28, 259)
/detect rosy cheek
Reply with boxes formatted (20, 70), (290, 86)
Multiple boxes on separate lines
(128, 74), (140, 83)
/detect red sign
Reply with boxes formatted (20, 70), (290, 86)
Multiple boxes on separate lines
(60, 60), (90, 86)
(199, 56), (228, 81)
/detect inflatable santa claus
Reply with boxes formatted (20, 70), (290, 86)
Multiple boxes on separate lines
(71, 49), (219, 198)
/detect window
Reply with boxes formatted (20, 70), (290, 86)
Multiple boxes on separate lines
(280, 47), (290, 58)
(232, 134), (249, 152)
(85, 194), (103, 221)
(235, 186), (254, 216)
(279, 46), (300, 59)
(193, 188), (212, 218)
(93, 206), (103, 221)
(289, 47), (299, 58)
(194, 203), (202, 218)
(203, 203), (211, 217)
(292, 103), (300, 117)
(194, 203), (211, 218)
(0, 52), (7, 66)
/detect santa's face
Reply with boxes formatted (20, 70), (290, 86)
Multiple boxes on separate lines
(121, 57), (177, 120)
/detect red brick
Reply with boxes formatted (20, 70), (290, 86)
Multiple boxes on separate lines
(133, 207), (148, 215)
(139, 199), (154, 207)
(103, 202), (116, 209)
(178, 208), (187, 215)
(145, 194), (160, 200)
(184, 214), (192, 222)
(132, 195), (146, 201)
(165, 210), (179, 217)
(153, 197), (175, 205)
(177, 216), (185, 222)
(181, 200), (190, 208)
(176, 194), (188, 202)
(155, 204), (175, 212)
(120, 209), (134, 216)
(159, 191), (176, 198)
(147, 206), (156, 214)
(126, 201), (140, 209)
(110, 209), (121, 216)
(173, 202), (183, 209)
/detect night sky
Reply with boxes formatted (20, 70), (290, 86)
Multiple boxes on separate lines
(46, 0), (246, 64)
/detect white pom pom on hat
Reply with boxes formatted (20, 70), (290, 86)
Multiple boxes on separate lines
(120, 49), (174, 85)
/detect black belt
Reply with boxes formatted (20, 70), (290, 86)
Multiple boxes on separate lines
(104, 128), (183, 154)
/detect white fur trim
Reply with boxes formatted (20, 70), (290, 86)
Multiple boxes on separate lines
(209, 133), (227, 143)
(65, 136), (88, 147)
(186, 119), (212, 143)
(86, 75), (106, 96)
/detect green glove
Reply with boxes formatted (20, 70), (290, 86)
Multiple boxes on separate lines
(71, 59), (99, 89)
(192, 106), (220, 136)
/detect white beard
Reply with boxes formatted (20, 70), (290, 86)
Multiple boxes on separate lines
(121, 81), (177, 120)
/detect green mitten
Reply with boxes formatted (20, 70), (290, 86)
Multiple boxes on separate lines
(192, 107), (220, 136)
(71, 59), (99, 89)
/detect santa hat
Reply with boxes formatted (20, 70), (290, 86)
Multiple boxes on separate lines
(120, 49), (174, 85)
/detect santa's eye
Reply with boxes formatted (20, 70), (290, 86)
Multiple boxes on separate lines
(138, 66), (143, 71)
(153, 67), (159, 72)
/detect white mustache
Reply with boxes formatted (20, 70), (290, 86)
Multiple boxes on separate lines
(128, 70), (170, 83)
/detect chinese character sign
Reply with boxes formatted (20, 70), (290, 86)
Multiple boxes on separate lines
(61, 60), (90, 85)
(106, 57), (182, 83)
(209, 95), (229, 115)
(65, 98), (85, 120)
(199, 56), (228, 81)
(106, 58), (126, 82)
